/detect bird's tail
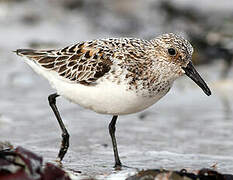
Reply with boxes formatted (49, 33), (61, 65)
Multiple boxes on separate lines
(14, 49), (48, 57)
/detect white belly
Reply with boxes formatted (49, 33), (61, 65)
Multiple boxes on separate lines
(23, 58), (169, 115)
(54, 79), (167, 115)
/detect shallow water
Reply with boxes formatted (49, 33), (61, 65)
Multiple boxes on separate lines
(0, 0), (233, 179)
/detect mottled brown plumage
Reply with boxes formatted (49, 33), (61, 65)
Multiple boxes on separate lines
(16, 40), (116, 84)
(21, 44), (89, 81)
(16, 34), (196, 96)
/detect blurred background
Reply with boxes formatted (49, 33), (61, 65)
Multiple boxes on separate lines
(0, 0), (233, 178)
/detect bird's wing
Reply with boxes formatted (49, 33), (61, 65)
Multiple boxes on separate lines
(15, 41), (115, 84)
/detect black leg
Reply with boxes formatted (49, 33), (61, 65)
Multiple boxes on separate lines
(48, 93), (69, 161)
(109, 115), (122, 168)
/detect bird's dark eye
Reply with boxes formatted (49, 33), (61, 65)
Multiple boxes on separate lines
(168, 48), (176, 56)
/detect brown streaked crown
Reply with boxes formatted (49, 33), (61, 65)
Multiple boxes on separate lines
(151, 33), (193, 66)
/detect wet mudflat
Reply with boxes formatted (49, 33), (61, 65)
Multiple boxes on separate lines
(0, 0), (233, 179)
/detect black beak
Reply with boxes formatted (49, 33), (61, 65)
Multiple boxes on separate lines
(182, 62), (211, 96)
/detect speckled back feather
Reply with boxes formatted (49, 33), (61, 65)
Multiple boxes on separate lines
(16, 38), (153, 85)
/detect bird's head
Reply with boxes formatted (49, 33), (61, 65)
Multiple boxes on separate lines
(151, 33), (211, 96)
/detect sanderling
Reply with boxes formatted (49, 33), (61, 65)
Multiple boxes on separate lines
(15, 33), (211, 168)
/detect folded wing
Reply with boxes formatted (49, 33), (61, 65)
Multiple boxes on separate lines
(15, 41), (114, 85)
